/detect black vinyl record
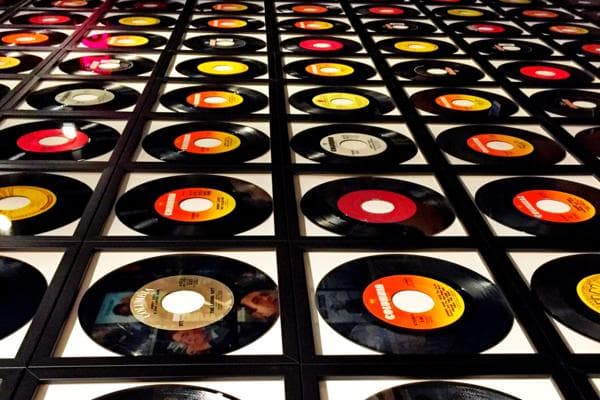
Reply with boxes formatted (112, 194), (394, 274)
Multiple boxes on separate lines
(78, 254), (279, 356)
(290, 124), (417, 165)
(183, 34), (266, 54)
(354, 5), (420, 17)
(100, 14), (176, 28)
(470, 38), (554, 59)
(377, 37), (458, 57)
(530, 89), (599, 119)
(315, 254), (513, 353)
(410, 88), (518, 120)
(197, 1), (263, 14)
(533, 22), (600, 38)
(59, 54), (155, 76)
(449, 21), (523, 36)
(433, 6), (498, 19)
(160, 85), (268, 114)
(531, 254), (600, 341)
(475, 176), (600, 236)
(191, 17), (264, 32)
(0, 172), (92, 235)
(91, 385), (240, 400)
(0, 52), (42, 73)
(300, 177), (455, 237)
(281, 36), (362, 55)
(0, 30), (67, 47)
(392, 60), (484, 83)
(562, 40), (600, 60)
(115, 174), (272, 237)
(81, 32), (167, 49)
(10, 12), (87, 25)
(575, 127), (600, 157)
(498, 61), (594, 86)
(283, 58), (376, 84)
(507, 8), (575, 21)
(26, 82), (139, 111)
(175, 56), (267, 80)
(32, 0), (102, 8)
(366, 381), (520, 399)
(0, 119), (119, 160)
(276, 3), (342, 16)
(364, 20), (437, 35)
(436, 125), (566, 166)
(115, 0), (183, 11)
(278, 18), (351, 34)
(289, 87), (395, 118)
(142, 121), (270, 163)
(0, 256), (47, 339)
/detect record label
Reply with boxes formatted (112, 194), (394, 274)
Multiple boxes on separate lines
(0, 185), (56, 220)
(337, 189), (417, 223)
(466, 134), (533, 157)
(107, 35), (148, 47)
(312, 92), (369, 110)
(294, 20), (332, 30)
(212, 3), (248, 12)
(447, 8), (484, 16)
(320, 133), (386, 156)
(154, 188), (236, 222)
(519, 65), (570, 80)
(392, 60), (484, 83)
(301, 39), (343, 51)
(395, 40), (438, 52)
(54, 88), (115, 106)
(293, 5), (328, 13)
(282, 37), (362, 55)
(118, 16), (160, 26)
(582, 43), (600, 55)
(435, 94), (492, 111)
(522, 9), (559, 18)
(513, 189), (595, 223)
(174, 131), (241, 154)
(29, 15), (71, 24)
(2, 33), (48, 45)
(16, 128), (88, 153)
(208, 18), (247, 29)
(369, 6), (405, 14)
(76, 58), (133, 73)
(0, 57), (20, 69)
(27, 82), (139, 111)
(161, 85), (267, 114)
(306, 62), (353, 77)
(185, 91), (243, 108)
(379, 38), (459, 57)
(577, 273), (600, 314)
(197, 60), (248, 75)
(183, 35), (266, 53)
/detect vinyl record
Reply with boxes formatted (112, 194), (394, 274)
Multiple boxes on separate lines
(276, 3), (342, 16)
(354, 5), (420, 17)
(507, 8), (575, 21)
(290, 124), (417, 165)
(366, 381), (520, 399)
(79, 254), (279, 356)
(0, 119), (119, 160)
(100, 14), (176, 28)
(531, 254), (600, 341)
(470, 38), (554, 59)
(364, 20), (437, 35)
(377, 38), (458, 57)
(449, 21), (523, 36)
(575, 127), (600, 158)
(278, 18), (351, 34)
(160, 85), (268, 114)
(0, 83), (9, 99)
(433, 6), (498, 19)
(59, 54), (155, 76)
(175, 56), (267, 79)
(0, 256), (46, 340)
(0, 52), (42, 73)
(436, 125), (566, 166)
(315, 254), (513, 353)
(0, 172), (92, 235)
(26, 82), (139, 111)
(115, 174), (272, 236)
(300, 177), (455, 237)
(562, 40), (600, 60)
(410, 88), (518, 120)
(91, 385), (240, 400)
(283, 58), (376, 84)
(142, 121), (270, 163)
(197, 1), (263, 14)
(0, 30), (67, 47)
(530, 89), (599, 119)
(191, 17), (264, 31)
(475, 176), (600, 236)
(289, 87), (395, 118)
(10, 12), (87, 25)
(81, 32), (167, 49)
(115, 0), (183, 10)
(32, 0), (102, 8)
(498, 61), (594, 86)
(183, 34), (266, 53)
(533, 22), (600, 38)
(281, 36), (362, 55)
(392, 60), (484, 83)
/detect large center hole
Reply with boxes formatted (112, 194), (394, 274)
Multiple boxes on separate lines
(194, 138), (222, 148)
(39, 136), (70, 146)
(536, 199), (571, 214)
(17, 37), (36, 42)
(392, 290), (435, 313)
(213, 64), (234, 71)
(204, 96), (227, 104)
(179, 198), (214, 212)
(115, 38), (135, 44)
(0, 196), (31, 211)
(339, 139), (369, 151)
(162, 290), (205, 314)
(408, 44), (425, 49)
(319, 66), (341, 73)
(73, 94), (99, 102)
(98, 61), (121, 70)
(331, 97), (354, 106)
(573, 100), (597, 109)
(361, 199), (395, 214)
(426, 68), (448, 75)
(452, 99), (474, 107)
(314, 42), (332, 48)
(486, 140), (514, 151)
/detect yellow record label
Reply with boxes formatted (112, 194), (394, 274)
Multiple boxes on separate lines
(185, 91), (244, 108)
(118, 16), (161, 26)
(448, 8), (483, 16)
(294, 20), (333, 30)
(107, 35), (149, 47)
(577, 274), (600, 314)
(197, 60), (249, 75)
(0, 56), (20, 69)
(174, 131), (241, 154)
(435, 94), (492, 111)
(312, 92), (370, 110)
(0, 185), (56, 221)
(394, 40), (439, 53)
(208, 18), (247, 28)
(305, 62), (354, 77)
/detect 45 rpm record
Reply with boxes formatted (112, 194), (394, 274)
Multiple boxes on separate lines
(10, 12), (87, 25)
(175, 56), (267, 79)
(366, 381), (520, 400)
(0, 52), (42, 73)
(183, 34), (266, 53)
(100, 14), (176, 28)
(300, 177), (455, 237)
(32, 0), (102, 8)
(575, 127), (600, 158)
(498, 61), (593, 86)
(530, 89), (599, 119)
(315, 254), (513, 353)
(449, 21), (523, 36)
(59, 54), (155, 76)
(142, 121), (270, 163)
(276, 3), (342, 16)
(115, 0), (183, 10)
(354, 5), (420, 17)
(290, 124), (417, 165)
(281, 36), (362, 55)
(191, 17), (264, 31)
(364, 20), (437, 35)
(377, 38), (458, 57)
(507, 8), (574, 21)
(562, 40), (600, 60)
(470, 38), (553, 59)
(392, 60), (484, 83)
(433, 6), (498, 19)
(79, 254), (279, 356)
(81, 32), (167, 49)
(0, 119), (119, 160)
(289, 87), (395, 118)
(475, 177), (600, 236)
(411, 88), (518, 120)
(115, 174), (272, 236)
(533, 22), (600, 38)
(27, 82), (139, 111)
(278, 18), (350, 34)
(160, 85), (268, 114)
(283, 58), (376, 84)
(198, 1), (263, 14)
(437, 125), (566, 166)
(0, 30), (67, 47)
(0, 172), (92, 235)
(531, 254), (600, 341)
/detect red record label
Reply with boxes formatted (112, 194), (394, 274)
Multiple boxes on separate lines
(134, 1), (166, 9)
(16, 128), (89, 153)
(519, 65), (571, 80)
(522, 9), (559, 18)
(299, 39), (343, 51)
(154, 187), (236, 222)
(513, 189), (596, 223)
(292, 5), (328, 14)
(368, 6), (404, 15)
(467, 23), (505, 33)
(29, 15), (71, 24)
(337, 189), (417, 223)
(582, 43), (600, 55)
(52, 0), (87, 6)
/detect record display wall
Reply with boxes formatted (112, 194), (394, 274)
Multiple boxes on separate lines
(0, 0), (597, 399)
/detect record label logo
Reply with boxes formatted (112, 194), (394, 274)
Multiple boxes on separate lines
(107, 35), (149, 47)
(312, 92), (370, 110)
(394, 40), (439, 52)
(369, 6), (404, 15)
(550, 25), (589, 35)
(118, 16), (161, 26)
(0, 185), (56, 221)
(2, 33), (48, 45)
(448, 8), (483, 17)
(185, 91), (244, 109)
(16, 128), (89, 153)
(513, 190), (596, 223)
(292, 5), (328, 14)
(197, 60), (249, 75)
(467, 134), (534, 157)
(362, 275), (465, 330)
(208, 18), (247, 28)
(577, 274), (600, 314)
(154, 187), (236, 222)
(29, 15), (71, 24)
(54, 88), (115, 106)
(337, 189), (417, 223)
(213, 3), (248, 11)
(305, 62), (354, 77)
(519, 65), (570, 80)
(299, 39), (343, 51)
(435, 94), (492, 111)
(0, 56), (20, 69)
(320, 133), (387, 157)
(173, 131), (241, 154)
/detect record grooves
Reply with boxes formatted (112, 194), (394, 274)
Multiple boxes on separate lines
(367, 381), (521, 399)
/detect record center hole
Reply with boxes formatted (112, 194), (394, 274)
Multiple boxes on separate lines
(535, 199), (571, 214)
(486, 140), (514, 151)
(213, 64), (234, 71)
(179, 198), (214, 212)
(392, 290), (435, 313)
(535, 70), (556, 77)
(73, 94), (100, 102)
(320, 66), (341, 73)
(204, 96), (227, 104)
(452, 99), (474, 107)
(0, 196), (31, 211)
(39, 136), (71, 146)
(426, 68), (448, 75)
(331, 98), (354, 106)
(162, 290), (205, 314)
(408, 44), (426, 49)
(194, 138), (222, 148)
(314, 43), (332, 48)
(361, 199), (395, 214)
(573, 100), (597, 109)
(339, 139), (368, 150)
(16, 37), (35, 43)
(98, 62), (121, 70)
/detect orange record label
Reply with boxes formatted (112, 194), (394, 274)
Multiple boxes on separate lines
(213, 3), (248, 11)
(513, 189), (596, 223)
(467, 134), (534, 157)
(550, 25), (589, 35)
(173, 131), (241, 154)
(293, 20), (333, 30)
(292, 5), (328, 14)
(52, 0), (87, 6)
(185, 91), (244, 108)
(305, 62), (354, 77)
(312, 92), (370, 110)
(118, 16), (161, 26)
(0, 56), (20, 69)
(0, 185), (56, 221)
(208, 18), (247, 28)
(394, 40), (439, 52)
(2, 32), (48, 45)
(448, 8), (483, 16)
(577, 274), (600, 315)
(362, 275), (465, 330)
(154, 187), (236, 222)
(435, 94), (492, 111)
(522, 9), (559, 18)
(107, 35), (149, 47)
(197, 60), (249, 75)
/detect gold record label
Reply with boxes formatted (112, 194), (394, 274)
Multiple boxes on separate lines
(577, 274), (600, 314)
(0, 185), (56, 221)
(311, 92), (370, 110)
(118, 16), (161, 26)
(130, 275), (235, 330)
(0, 56), (20, 69)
